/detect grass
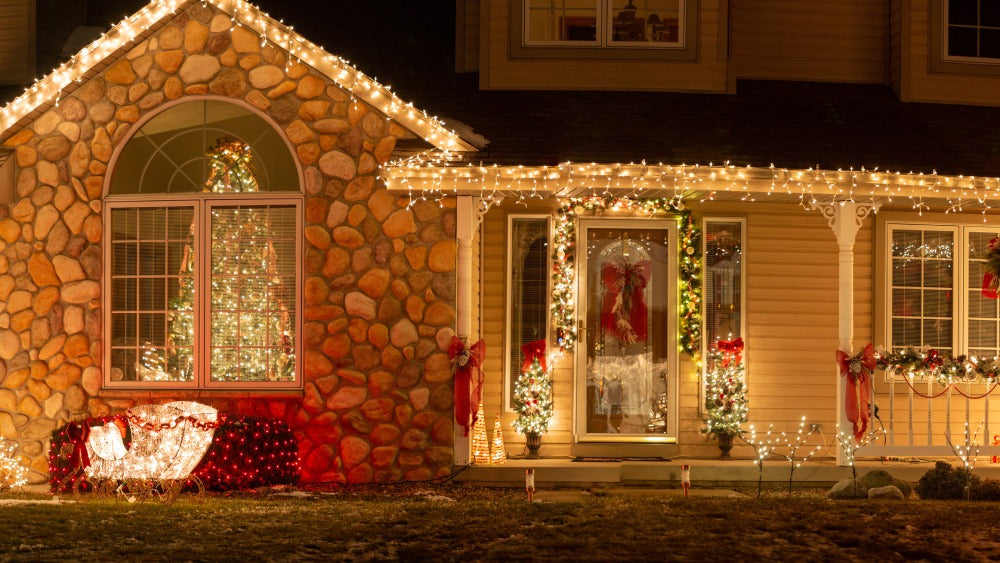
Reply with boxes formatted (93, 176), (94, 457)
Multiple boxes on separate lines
(2, 485), (1000, 561)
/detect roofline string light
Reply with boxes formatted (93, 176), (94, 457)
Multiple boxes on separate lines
(0, 0), (475, 153)
(382, 159), (1000, 216)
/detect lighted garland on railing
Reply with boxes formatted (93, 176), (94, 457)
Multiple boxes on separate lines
(875, 347), (1000, 384)
(551, 196), (701, 358)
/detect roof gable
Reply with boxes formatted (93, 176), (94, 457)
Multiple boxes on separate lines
(0, 0), (475, 152)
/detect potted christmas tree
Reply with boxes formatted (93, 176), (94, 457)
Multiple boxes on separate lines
(513, 357), (553, 459)
(703, 338), (748, 458)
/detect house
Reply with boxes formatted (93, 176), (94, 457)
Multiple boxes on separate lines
(2, 0), (1000, 486)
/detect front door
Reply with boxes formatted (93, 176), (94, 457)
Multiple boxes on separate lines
(576, 219), (678, 444)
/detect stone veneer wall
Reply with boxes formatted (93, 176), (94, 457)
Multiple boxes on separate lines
(0, 3), (457, 485)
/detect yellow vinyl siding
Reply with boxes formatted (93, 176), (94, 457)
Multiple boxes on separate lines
(480, 0), (729, 93)
(898, 0), (1000, 106)
(732, 0), (888, 85)
(478, 199), (874, 458)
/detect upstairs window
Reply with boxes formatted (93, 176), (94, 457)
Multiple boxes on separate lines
(105, 100), (301, 390)
(524, 0), (685, 48)
(945, 0), (1000, 60)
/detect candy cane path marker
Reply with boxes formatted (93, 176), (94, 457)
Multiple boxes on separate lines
(681, 464), (691, 498)
(526, 468), (536, 502)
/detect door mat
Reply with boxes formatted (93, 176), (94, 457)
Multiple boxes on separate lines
(572, 457), (671, 462)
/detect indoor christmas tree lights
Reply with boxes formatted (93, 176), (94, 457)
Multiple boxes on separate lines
(513, 357), (554, 436)
(139, 137), (294, 383)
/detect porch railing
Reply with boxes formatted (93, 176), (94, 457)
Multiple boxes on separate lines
(857, 371), (1000, 458)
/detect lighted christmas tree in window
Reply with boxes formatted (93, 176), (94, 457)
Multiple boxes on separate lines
(140, 137), (294, 382)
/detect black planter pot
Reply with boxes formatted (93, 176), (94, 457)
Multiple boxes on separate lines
(526, 431), (541, 459)
(717, 433), (734, 459)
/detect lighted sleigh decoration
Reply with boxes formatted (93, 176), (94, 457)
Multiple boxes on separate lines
(81, 401), (219, 503)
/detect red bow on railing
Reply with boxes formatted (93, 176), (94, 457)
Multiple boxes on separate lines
(922, 349), (944, 369)
(717, 337), (744, 367)
(836, 343), (876, 441)
(449, 336), (485, 437)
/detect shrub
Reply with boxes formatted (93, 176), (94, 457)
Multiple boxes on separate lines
(916, 461), (978, 500)
(971, 478), (1000, 501)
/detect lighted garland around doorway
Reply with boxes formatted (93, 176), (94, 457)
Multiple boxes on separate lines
(551, 196), (702, 360)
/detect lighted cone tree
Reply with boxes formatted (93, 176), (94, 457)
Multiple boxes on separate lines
(471, 404), (490, 464)
(491, 415), (507, 464)
(513, 357), (553, 458)
(142, 137), (293, 382)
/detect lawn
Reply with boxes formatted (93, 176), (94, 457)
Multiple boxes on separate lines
(1, 486), (998, 561)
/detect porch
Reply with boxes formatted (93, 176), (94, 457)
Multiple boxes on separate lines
(456, 456), (1000, 488)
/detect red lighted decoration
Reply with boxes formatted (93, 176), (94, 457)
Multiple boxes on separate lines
(49, 414), (299, 493)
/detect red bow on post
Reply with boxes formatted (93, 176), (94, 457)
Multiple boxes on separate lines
(717, 337), (744, 367)
(449, 336), (485, 437)
(836, 343), (876, 441)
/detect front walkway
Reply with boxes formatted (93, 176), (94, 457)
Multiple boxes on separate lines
(456, 456), (1000, 487)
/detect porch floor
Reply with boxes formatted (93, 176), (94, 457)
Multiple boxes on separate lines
(455, 456), (1000, 488)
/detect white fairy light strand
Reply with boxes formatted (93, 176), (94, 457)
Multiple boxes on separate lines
(382, 158), (1000, 216)
(0, 0), (473, 153)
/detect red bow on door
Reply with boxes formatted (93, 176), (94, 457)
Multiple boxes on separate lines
(836, 343), (876, 441)
(449, 336), (486, 437)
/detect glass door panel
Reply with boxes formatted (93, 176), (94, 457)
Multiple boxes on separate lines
(577, 220), (677, 442)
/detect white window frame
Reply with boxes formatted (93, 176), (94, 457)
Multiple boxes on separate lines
(699, 216), (747, 414)
(522, 0), (686, 49)
(942, 0), (1000, 64)
(103, 192), (303, 390)
(882, 222), (1000, 365)
(504, 214), (552, 412)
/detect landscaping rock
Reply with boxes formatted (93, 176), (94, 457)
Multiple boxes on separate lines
(868, 485), (905, 500)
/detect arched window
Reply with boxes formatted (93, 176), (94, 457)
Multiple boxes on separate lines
(105, 100), (301, 389)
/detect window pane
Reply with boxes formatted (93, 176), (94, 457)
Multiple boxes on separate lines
(889, 228), (954, 351)
(210, 205), (297, 383)
(109, 206), (195, 383)
(949, 0), (978, 25)
(969, 320), (997, 348)
(109, 100), (298, 194)
(981, 28), (1000, 58)
(949, 26), (979, 57)
(610, 0), (681, 44)
(507, 217), (549, 408)
(983, 0), (1000, 27)
(704, 220), (743, 346)
(526, 0), (598, 42)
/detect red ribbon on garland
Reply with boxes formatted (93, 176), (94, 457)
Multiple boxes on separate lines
(449, 336), (485, 437)
(836, 343), (876, 441)
(717, 337), (744, 367)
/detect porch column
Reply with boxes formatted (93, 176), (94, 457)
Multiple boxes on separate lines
(454, 196), (476, 465)
(811, 200), (879, 464)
